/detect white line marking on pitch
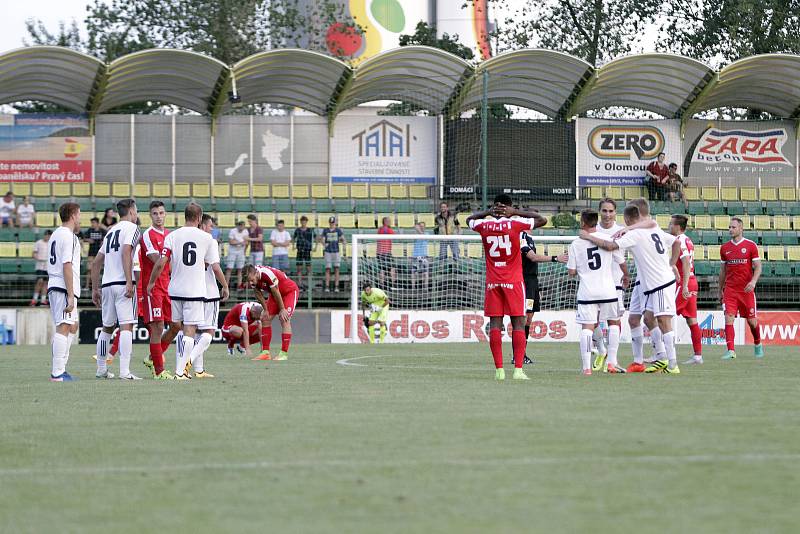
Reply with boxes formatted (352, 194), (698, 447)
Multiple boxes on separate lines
(2, 453), (799, 478)
(336, 354), (577, 372)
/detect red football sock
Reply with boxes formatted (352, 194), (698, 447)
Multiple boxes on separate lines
(725, 324), (735, 351)
(512, 329), (526, 369)
(689, 323), (702, 355)
(489, 328), (503, 369)
(750, 322), (761, 344)
(149, 343), (164, 374)
(281, 333), (292, 352)
(110, 330), (120, 356)
(261, 326), (272, 351)
(227, 339), (234, 349)
(161, 338), (171, 352)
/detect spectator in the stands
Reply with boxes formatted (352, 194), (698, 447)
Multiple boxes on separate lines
(270, 219), (291, 271)
(246, 214), (264, 266)
(411, 221), (430, 291)
(667, 163), (688, 208)
(319, 216), (345, 292)
(210, 217), (221, 241)
(0, 192), (15, 227)
(16, 196), (35, 229)
(377, 216), (396, 287)
(435, 202), (460, 260)
(293, 215), (314, 289)
(31, 230), (51, 307)
(100, 207), (117, 231)
(645, 152), (670, 201)
(81, 217), (106, 291)
(226, 220), (249, 290)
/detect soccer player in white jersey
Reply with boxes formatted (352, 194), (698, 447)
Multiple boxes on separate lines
(147, 203), (224, 380)
(569, 209), (627, 375)
(47, 202), (83, 381)
(91, 198), (142, 380)
(583, 203), (680, 374)
(592, 198), (631, 372)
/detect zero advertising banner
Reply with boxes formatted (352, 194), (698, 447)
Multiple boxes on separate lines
(682, 120), (797, 180)
(331, 310), (745, 345)
(0, 114), (92, 182)
(330, 115), (437, 184)
(576, 119), (681, 186)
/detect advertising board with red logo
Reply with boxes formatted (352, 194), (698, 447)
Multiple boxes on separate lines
(682, 120), (796, 179)
(744, 311), (800, 346)
(0, 114), (92, 182)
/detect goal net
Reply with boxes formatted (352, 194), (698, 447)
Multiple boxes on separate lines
(347, 233), (578, 343)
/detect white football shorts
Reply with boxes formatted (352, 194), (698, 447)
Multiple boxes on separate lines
(101, 284), (137, 327)
(171, 299), (205, 326)
(48, 289), (78, 326)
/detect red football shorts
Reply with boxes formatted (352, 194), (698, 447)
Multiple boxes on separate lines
(222, 323), (259, 344)
(484, 281), (526, 317)
(141, 292), (172, 324)
(266, 287), (299, 318)
(676, 276), (699, 318)
(723, 289), (757, 319)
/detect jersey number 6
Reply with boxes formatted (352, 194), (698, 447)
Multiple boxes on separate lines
(182, 242), (197, 266)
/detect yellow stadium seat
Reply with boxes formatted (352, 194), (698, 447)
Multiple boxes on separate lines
(713, 215), (730, 230)
(605, 186), (622, 200)
(586, 186), (604, 200)
(17, 242), (34, 258)
(624, 187), (644, 200)
(694, 246), (705, 261)
(390, 185), (407, 199)
(271, 184), (289, 199)
(720, 187), (738, 201)
(79, 212), (95, 227)
(11, 182), (31, 196)
(213, 183), (230, 198)
(706, 246), (721, 262)
(759, 187), (777, 201)
(753, 215), (772, 230)
(312, 246), (323, 259)
(331, 185), (349, 199)
(766, 246), (785, 261)
(684, 187), (700, 201)
(258, 213), (276, 228)
(192, 183), (210, 198)
(773, 216), (791, 231)
(92, 182), (109, 197)
(232, 183), (250, 198)
(417, 213), (435, 227)
(263, 244), (273, 257)
(151, 182), (171, 198)
(138, 212), (151, 228)
(655, 214), (671, 228)
(221, 242), (229, 257)
(351, 184), (368, 199)
(32, 183), (51, 197)
(72, 183), (90, 197)
(173, 182), (191, 198)
(112, 182), (130, 197)
(164, 213), (178, 227)
(311, 184), (329, 199)
(701, 187), (719, 201)
(216, 212), (236, 228)
(356, 214), (375, 228)
(316, 213), (334, 226)
(546, 244), (567, 256)
(35, 212), (55, 227)
(739, 187), (758, 202)
(252, 184), (269, 199)
(397, 213), (416, 228)
(370, 184), (388, 199)
(694, 215), (712, 229)
(409, 185), (428, 199)
(292, 184), (310, 199)
(793, 216), (800, 230)
(467, 243), (483, 258)
(52, 183), (70, 197)
(134, 182), (151, 198)
(276, 213), (295, 226)
(778, 187), (797, 201)
(787, 246), (800, 262)
(338, 214), (357, 228)
(0, 243), (16, 257)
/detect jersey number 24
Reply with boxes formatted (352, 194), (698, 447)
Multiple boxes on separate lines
(486, 235), (512, 257)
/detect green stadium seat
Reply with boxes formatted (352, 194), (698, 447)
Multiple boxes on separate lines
(780, 233), (799, 245)
(315, 199), (335, 212)
(761, 233), (782, 246)
(774, 262), (794, 276)
(687, 202), (705, 215)
(294, 200), (314, 213)
(764, 202), (784, 216)
(16, 228), (36, 242)
(19, 259), (36, 274)
(0, 259), (18, 273)
(353, 200), (373, 213)
(707, 202), (726, 215)
(760, 263), (775, 276)
(744, 202), (762, 214)
(789, 205), (800, 216)
(0, 229), (16, 242)
(250, 199), (269, 212)
(725, 201), (744, 215)
(393, 200), (413, 213)
(374, 201), (393, 213)
(694, 261), (714, 276)
(698, 230), (720, 245)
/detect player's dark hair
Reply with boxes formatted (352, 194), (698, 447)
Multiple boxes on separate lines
(731, 216), (744, 226)
(242, 264), (257, 277)
(363, 280), (373, 289)
(201, 214), (213, 225)
(116, 198), (136, 217)
(580, 209), (599, 227)
(598, 197), (616, 210)
(184, 202), (203, 222)
(149, 200), (165, 211)
(623, 205), (640, 221)
(277, 219), (285, 225)
(628, 197), (650, 217)
(90, 217), (99, 223)
(671, 214), (688, 231)
(493, 193), (513, 206)
(58, 202), (80, 223)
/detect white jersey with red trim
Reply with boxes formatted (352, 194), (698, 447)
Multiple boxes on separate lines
(161, 226), (218, 300)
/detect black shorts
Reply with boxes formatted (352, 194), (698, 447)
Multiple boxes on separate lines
(524, 277), (540, 313)
(377, 253), (393, 270)
(296, 250), (311, 265)
(36, 269), (48, 279)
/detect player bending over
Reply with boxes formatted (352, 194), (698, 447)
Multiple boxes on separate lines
(568, 209), (627, 374)
(360, 281), (390, 343)
(720, 217), (763, 360)
(669, 214), (703, 364)
(91, 198), (142, 380)
(244, 264), (299, 361)
(467, 194), (541, 381)
(221, 302), (263, 356)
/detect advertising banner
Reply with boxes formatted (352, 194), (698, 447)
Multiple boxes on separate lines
(331, 309), (744, 344)
(576, 119), (681, 186)
(0, 114), (92, 182)
(682, 120), (797, 179)
(330, 115), (437, 184)
(744, 311), (800, 346)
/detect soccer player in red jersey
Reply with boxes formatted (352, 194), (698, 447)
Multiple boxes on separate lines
(243, 264), (299, 361)
(719, 217), (763, 359)
(221, 301), (263, 356)
(466, 194), (546, 380)
(138, 201), (180, 378)
(669, 214), (703, 364)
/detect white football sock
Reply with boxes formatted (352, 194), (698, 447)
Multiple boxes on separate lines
(190, 332), (213, 373)
(177, 335), (194, 376)
(119, 330), (133, 377)
(664, 331), (677, 368)
(579, 329), (593, 371)
(607, 325), (621, 366)
(65, 332), (76, 363)
(51, 333), (69, 377)
(592, 325), (606, 355)
(96, 331), (112, 373)
(650, 326), (664, 358)
(631, 325), (644, 364)
(175, 332), (184, 372)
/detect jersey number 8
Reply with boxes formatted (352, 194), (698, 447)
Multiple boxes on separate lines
(486, 235), (512, 257)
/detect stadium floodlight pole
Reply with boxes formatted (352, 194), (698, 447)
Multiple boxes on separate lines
(480, 70), (489, 210)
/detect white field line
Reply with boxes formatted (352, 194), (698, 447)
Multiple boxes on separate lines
(336, 354), (579, 372)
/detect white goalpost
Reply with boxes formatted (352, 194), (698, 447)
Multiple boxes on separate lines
(349, 233), (579, 343)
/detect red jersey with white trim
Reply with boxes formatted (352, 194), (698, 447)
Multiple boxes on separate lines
(223, 302), (257, 330)
(139, 226), (170, 294)
(675, 233), (695, 283)
(468, 217), (537, 284)
(254, 265), (298, 293)
(720, 238), (760, 292)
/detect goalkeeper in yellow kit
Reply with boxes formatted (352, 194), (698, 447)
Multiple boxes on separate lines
(360, 281), (390, 343)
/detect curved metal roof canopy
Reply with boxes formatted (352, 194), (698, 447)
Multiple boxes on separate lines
(571, 53), (714, 118)
(691, 54), (800, 117)
(229, 49), (348, 116)
(96, 49), (227, 114)
(0, 46), (103, 111)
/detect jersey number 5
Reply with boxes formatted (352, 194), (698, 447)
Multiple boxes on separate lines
(587, 246), (601, 270)
(486, 235), (512, 257)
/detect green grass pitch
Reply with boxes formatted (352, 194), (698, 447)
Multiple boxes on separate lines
(1, 342), (798, 533)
